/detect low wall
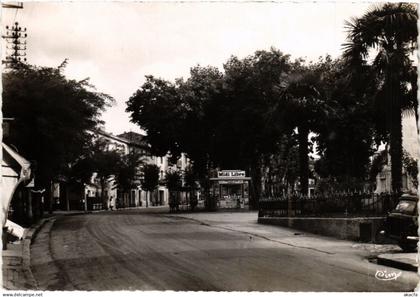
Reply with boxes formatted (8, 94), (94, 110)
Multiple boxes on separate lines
(258, 216), (386, 242)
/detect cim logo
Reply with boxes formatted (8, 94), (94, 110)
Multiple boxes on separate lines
(375, 270), (402, 281)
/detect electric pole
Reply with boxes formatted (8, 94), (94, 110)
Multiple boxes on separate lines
(2, 2), (23, 9)
(2, 21), (27, 69)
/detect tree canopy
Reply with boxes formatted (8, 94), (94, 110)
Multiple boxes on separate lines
(141, 164), (160, 193)
(116, 149), (145, 192)
(126, 3), (418, 201)
(2, 61), (114, 192)
(343, 2), (418, 192)
(127, 48), (293, 207)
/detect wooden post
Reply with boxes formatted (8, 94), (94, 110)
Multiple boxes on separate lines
(65, 186), (70, 211)
(26, 189), (33, 223)
(84, 193), (88, 212)
(48, 181), (53, 214)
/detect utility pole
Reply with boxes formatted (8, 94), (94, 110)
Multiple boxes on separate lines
(2, 21), (27, 69)
(2, 2), (23, 9)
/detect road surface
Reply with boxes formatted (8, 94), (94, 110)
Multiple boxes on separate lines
(30, 210), (419, 291)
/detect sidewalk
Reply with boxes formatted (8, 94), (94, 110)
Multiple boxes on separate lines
(2, 241), (36, 290)
(2, 210), (88, 290)
(42, 210), (91, 218)
(377, 252), (418, 272)
(168, 211), (418, 272)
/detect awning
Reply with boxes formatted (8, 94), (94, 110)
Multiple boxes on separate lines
(2, 142), (32, 226)
(210, 177), (251, 185)
(2, 142), (31, 177)
(209, 177), (251, 181)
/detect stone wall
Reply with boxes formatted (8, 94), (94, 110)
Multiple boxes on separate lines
(258, 216), (387, 242)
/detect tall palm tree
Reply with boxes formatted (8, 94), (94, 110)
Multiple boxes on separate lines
(343, 3), (417, 193)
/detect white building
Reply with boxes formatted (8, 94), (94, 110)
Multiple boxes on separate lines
(94, 130), (190, 209)
(375, 114), (419, 193)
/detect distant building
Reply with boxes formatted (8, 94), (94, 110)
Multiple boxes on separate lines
(375, 115), (419, 194)
(95, 130), (190, 209)
(60, 129), (191, 210)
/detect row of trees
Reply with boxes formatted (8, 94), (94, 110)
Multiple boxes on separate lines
(70, 138), (198, 210)
(3, 3), (417, 213)
(2, 61), (153, 211)
(68, 137), (144, 208)
(65, 136), (198, 210)
(2, 56), (198, 212)
(126, 3), (418, 208)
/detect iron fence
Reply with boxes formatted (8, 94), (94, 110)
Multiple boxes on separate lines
(258, 192), (400, 218)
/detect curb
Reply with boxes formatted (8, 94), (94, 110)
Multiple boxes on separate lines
(20, 211), (89, 289)
(258, 216), (386, 243)
(21, 217), (51, 289)
(377, 255), (418, 272)
(63, 211), (92, 216)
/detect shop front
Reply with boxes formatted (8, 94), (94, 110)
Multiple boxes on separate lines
(210, 170), (251, 209)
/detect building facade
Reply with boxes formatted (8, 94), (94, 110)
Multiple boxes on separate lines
(375, 115), (419, 194)
(95, 130), (190, 209)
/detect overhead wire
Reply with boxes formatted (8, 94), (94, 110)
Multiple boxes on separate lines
(13, 7), (18, 23)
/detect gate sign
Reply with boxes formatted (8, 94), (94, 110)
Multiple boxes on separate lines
(217, 170), (246, 178)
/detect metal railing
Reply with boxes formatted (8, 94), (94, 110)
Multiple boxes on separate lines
(258, 192), (399, 218)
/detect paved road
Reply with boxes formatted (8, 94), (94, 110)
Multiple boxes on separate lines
(30, 210), (419, 291)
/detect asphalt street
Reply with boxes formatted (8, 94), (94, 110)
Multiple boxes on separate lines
(30, 209), (419, 291)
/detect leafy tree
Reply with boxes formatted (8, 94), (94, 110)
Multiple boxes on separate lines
(88, 138), (122, 209)
(402, 151), (418, 189)
(116, 149), (145, 194)
(125, 66), (222, 206)
(66, 155), (96, 185)
(219, 49), (292, 207)
(262, 133), (300, 196)
(280, 59), (330, 195)
(141, 164), (160, 207)
(126, 76), (183, 158)
(164, 170), (182, 211)
(127, 49), (292, 209)
(184, 165), (199, 209)
(343, 3), (418, 192)
(165, 170), (182, 190)
(177, 66), (224, 176)
(2, 61), (114, 210)
(69, 139), (146, 209)
(314, 58), (376, 185)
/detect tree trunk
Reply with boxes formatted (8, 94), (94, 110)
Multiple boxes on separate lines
(65, 185), (70, 211)
(100, 179), (107, 210)
(390, 105), (403, 193)
(84, 190), (88, 212)
(298, 125), (309, 196)
(27, 190), (33, 224)
(249, 157), (262, 210)
(33, 171), (49, 218)
(36, 176), (52, 215)
(146, 191), (149, 208)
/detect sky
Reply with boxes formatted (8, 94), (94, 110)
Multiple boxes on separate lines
(2, 1), (373, 135)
